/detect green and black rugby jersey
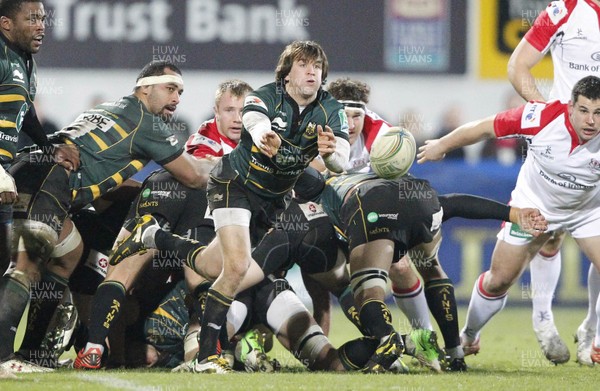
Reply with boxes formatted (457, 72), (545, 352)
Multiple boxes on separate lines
(55, 95), (183, 210)
(0, 33), (37, 164)
(230, 81), (349, 199)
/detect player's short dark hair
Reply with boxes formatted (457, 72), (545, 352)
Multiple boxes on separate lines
(275, 40), (328, 84)
(572, 76), (600, 103)
(215, 79), (253, 106)
(327, 78), (371, 103)
(0, 0), (41, 19)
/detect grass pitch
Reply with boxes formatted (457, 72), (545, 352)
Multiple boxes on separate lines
(1, 306), (595, 391)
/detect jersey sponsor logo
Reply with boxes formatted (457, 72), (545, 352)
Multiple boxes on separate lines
(12, 69), (24, 83)
(272, 117), (288, 130)
(0, 131), (18, 143)
(539, 145), (554, 160)
(84, 249), (108, 278)
(521, 102), (545, 128)
(244, 95), (267, 111)
(368, 226), (390, 235)
(367, 212), (378, 223)
(589, 158), (600, 173)
(194, 134), (221, 152)
(547, 1), (567, 25)
(592, 52), (600, 62)
(539, 169), (595, 190)
(298, 201), (327, 221)
(166, 135), (178, 146)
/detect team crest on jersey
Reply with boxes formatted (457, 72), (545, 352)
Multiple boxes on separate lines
(244, 95), (267, 111)
(521, 102), (545, 128)
(547, 1), (567, 25)
(305, 122), (316, 137)
(589, 158), (600, 173)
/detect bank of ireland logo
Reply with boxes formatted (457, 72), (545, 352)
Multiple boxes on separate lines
(142, 188), (151, 199)
(367, 212), (378, 223)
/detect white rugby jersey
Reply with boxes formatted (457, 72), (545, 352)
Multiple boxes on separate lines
(494, 101), (600, 221)
(525, 0), (600, 102)
(345, 109), (390, 173)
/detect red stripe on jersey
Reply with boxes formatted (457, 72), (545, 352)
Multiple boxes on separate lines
(494, 100), (566, 137)
(363, 110), (391, 151)
(524, 0), (576, 52)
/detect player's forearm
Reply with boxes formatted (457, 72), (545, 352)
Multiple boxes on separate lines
(439, 116), (496, 152)
(323, 137), (349, 173)
(508, 66), (545, 102)
(507, 40), (546, 102)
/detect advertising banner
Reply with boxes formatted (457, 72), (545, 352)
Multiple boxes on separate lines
(40, 0), (466, 73)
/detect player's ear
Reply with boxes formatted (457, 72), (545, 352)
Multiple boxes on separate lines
(0, 16), (12, 32)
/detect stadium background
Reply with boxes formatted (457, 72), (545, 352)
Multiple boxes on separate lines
(36, 0), (588, 305)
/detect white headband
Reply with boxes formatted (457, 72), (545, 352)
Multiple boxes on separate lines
(339, 100), (366, 113)
(136, 74), (184, 89)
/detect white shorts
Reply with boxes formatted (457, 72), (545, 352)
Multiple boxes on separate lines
(497, 206), (600, 245)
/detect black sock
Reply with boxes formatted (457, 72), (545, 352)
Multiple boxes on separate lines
(197, 288), (233, 362)
(87, 281), (126, 346)
(337, 286), (367, 335)
(19, 272), (69, 353)
(154, 230), (205, 271)
(358, 299), (395, 339)
(338, 336), (379, 370)
(425, 278), (460, 349)
(191, 281), (211, 323)
(0, 274), (30, 360)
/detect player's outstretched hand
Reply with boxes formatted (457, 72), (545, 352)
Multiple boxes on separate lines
(417, 139), (446, 164)
(511, 207), (548, 237)
(259, 131), (281, 158)
(318, 125), (336, 158)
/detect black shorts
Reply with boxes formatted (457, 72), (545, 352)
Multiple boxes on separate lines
(127, 169), (215, 245)
(341, 177), (442, 259)
(252, 199), (337, 275)
(207, 155), (287, 245)
(9, 153), (71, 234)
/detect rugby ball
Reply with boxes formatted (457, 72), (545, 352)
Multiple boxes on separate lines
(369, 127), (416, 179)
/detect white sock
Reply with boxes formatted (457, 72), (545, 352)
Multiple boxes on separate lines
(583, 264), (600, 332)
(529, 251), (561, 331)
(392, 279), (433, 330)
(463, 272), (507, 342)
(84, 342), (104, 354)
(226, 300), (248, 335)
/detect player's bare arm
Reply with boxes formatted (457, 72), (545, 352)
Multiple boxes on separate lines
(417, 115), (497, 163)
(507, 39), (546, 102)
(163, 153), (213, 189)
